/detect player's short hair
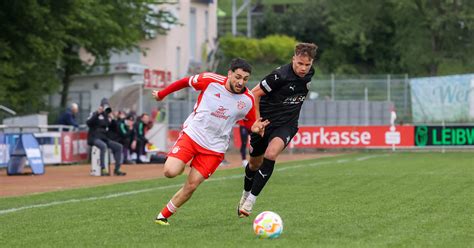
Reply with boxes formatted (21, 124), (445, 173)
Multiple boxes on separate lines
(294, 43), (318, 59)
(229, 58), (252, 74)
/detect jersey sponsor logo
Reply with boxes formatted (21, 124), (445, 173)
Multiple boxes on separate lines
(211, 106), (230, 120)
(237, 100), (246, 110)
(283, 95), (306, 105)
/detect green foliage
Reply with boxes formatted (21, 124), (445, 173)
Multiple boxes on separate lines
(219, 35), (296, 64)
(219, 35), (262, 62)
(390, 0), (474, 76)
(253, 0), (474, 76)
(0, 0), (65, 114)
(259, 35), (297, 64)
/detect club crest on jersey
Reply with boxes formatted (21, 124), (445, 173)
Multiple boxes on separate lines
(172, 146), (180, 154)
(211, 106), (230, 120)
(237, 100), (246, 110)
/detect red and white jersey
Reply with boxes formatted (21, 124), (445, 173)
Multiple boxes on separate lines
(183, 72), (256, 153)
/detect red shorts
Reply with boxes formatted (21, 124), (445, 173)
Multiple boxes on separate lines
(168, 132), (225, 179)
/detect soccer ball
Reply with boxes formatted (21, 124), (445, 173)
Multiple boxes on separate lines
(253, 211), (283, 239)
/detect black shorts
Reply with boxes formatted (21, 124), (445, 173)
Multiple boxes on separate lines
(249, 125), (299, 157)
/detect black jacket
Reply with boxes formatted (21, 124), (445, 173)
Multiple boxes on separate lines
(86, 111), (110, 145)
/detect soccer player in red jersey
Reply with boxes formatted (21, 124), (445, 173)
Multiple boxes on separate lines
(152, 58), (269, 225)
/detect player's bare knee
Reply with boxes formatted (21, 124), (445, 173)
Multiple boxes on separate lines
(264, 150), (280, 161)
(163, 167), (178, 178)
(249, 157), (263, 170)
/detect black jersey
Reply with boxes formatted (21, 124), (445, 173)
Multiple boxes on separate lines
(258, 63), (314, 128)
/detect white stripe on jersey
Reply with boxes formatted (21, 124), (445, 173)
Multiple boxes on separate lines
(203, 72), (226, 80)
(261, 79), (272, 92)
(203, 73), (226, 82)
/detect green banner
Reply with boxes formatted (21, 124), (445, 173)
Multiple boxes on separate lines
(415, 126), (474, 146)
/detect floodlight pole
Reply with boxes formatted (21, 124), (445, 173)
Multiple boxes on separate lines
(232, 0), (252, 37)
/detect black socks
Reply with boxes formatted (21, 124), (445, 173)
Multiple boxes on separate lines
(249, 158), (275, 196)
(244, 163), (257, 191)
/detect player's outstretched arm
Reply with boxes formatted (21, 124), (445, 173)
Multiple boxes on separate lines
(151, 77), (190, 101)
(251, 118), (270, 137)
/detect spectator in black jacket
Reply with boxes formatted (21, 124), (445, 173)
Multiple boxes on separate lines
(118, 114), (135, 164)
(134, 113), (150, 164)
(86, 99), (126, 176)
(57, 103), (79, 129)
(107, 110), (122, 143)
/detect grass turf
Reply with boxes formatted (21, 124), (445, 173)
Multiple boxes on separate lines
(0, 152), (473, 247)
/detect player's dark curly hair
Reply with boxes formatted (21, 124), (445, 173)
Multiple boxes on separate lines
(229, 58), (252, 74)
(294, 43), (318, 59)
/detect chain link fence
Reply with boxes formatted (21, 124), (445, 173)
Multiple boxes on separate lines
(167, 74), (412, 127)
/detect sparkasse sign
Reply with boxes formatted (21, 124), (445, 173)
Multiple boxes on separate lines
(289, 126), (415, 148)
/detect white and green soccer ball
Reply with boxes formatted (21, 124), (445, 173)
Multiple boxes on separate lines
(253, 211), (283, 239)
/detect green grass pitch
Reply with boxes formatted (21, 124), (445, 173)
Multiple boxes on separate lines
(0, 152), (473, 247)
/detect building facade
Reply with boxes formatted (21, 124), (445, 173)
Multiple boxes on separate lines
(53, 0), (217, 117)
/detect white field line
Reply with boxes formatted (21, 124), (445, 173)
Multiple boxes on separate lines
(0, 154), (386, 215)
(356, 154), (390, 161)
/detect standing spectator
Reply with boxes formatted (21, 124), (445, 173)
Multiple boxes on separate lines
(86, 98), (126, 176)
(107, 111), (121, 143)
(57, 103), (79, 129)
(134, 113), (150, 163)
(237, 120), (250, 167)
(118, 114), (135, 164)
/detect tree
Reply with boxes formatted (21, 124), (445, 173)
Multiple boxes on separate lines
(391, 0), (474, 76)
(254, 0), (332, 62)
(0, 0), (178, 114)
(0, 0), (66, 114)
(324, 0), (474, 75)
(324, 0), (401, 74)
(253, 0), (474, 76)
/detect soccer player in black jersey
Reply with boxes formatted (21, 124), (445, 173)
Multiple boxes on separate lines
(238, 43), (318, 217)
